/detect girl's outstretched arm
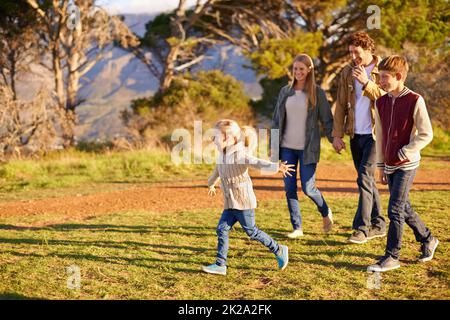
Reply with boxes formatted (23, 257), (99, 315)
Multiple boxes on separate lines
(207, 165), (220, 187)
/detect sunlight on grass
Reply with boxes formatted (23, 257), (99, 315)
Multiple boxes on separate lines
(0, 191), (448, 299)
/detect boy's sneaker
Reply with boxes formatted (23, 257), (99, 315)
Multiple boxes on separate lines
(287, 229), (304, 239)
(348, 230), (368, 244)
(367, 227), (386, 240)
(323, 209), (333, 233)
(367, 255), (401, 272)
(276, 245), (289, 271)
(202, 263), (227, 276)
(418, 237), (439, 262)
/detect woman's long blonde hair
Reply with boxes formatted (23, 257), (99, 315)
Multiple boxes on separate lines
(290, 54), (317, 107)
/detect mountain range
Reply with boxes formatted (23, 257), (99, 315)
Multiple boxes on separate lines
(72, 13), (262, 140)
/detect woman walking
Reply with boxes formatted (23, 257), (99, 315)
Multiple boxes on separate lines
(272, 54), (334, 238)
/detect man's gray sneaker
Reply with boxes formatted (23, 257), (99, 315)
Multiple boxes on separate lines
(419, 237), (439, 262)
(348, 230), (367, 244)
(367, 227), (386, 240)
(367, 255), (401, 272)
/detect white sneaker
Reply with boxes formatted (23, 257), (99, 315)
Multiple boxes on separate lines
(323, 209), (333, 233)
(287, 229), (304, 239)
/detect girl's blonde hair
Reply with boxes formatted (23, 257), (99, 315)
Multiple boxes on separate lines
(290, 54), (317, 107)
(213, 119), (242, 144)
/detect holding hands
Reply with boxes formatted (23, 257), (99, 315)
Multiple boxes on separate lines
(333, 137), (346, 154)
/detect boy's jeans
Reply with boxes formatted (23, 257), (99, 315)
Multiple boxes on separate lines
(215, 209), (279, 266)
(350, 134), (386, 235)
(280, 147), (329, 230)
(386, 168), (431, 259)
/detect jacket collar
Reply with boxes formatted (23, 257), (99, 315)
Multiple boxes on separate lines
(388, 86), (410, 98)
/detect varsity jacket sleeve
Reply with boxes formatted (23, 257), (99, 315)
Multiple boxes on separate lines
(207, 165), (220, 187)
(397, 96), (434, 161)
(374, 102), (385, 169)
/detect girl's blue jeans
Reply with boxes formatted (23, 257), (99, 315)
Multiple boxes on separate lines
(215, 208), (279, 266)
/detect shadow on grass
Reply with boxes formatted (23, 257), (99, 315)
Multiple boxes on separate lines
(0, 236), (216, 254)
(0, 292), (45, 300)
(0, 223), (217, 238)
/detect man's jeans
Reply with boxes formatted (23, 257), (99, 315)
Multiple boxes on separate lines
(386, 168), (432, 259)
(215, 209), (280, 266)
(350, 134), (386, 235)
(280, 147), (329, 231)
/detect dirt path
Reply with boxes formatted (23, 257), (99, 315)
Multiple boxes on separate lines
(1, 163), (449, 225)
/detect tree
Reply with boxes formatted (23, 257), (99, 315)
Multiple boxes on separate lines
(0, 1), (39, 100)
(0, 86), (60, 159)
(141, 0), (224, 92)
(26, 0), (139, 146)
(121, 70), (254, 147)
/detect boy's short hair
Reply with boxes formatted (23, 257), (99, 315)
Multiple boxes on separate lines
(349, 31), (375, 53)
(379, 55), (409, 79)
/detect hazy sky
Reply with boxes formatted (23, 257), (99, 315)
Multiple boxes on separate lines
(100, 0), (200, 14)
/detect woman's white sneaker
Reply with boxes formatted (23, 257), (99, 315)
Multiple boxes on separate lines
(287, 229), (304, 239)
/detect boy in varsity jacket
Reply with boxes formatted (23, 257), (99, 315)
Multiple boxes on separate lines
(367, 55), (439, 272)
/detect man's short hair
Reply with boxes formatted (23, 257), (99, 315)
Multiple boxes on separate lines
(379, 55), (409, 79)
(349, 31), (375, 53)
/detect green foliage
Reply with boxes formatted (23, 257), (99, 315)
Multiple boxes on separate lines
(0, 148), (214, 195)
(370, 0), (449, 51)
(423, 126), (450, 158)
(75, 140), (114, 153)
(250, 77), (288, 117)
(141, 13), (173, 48)
(124, 70), (254, 145)
(247, 30), (323, 80)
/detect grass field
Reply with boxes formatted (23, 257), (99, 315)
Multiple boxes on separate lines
(1, 131), (447, 202)
(0, 129), (448, 300)
(0, 190), (448, 300)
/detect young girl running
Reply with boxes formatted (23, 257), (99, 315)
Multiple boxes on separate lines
(202, 119), (294, 276)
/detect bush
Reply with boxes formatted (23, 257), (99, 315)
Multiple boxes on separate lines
(121, 70), (255, 147)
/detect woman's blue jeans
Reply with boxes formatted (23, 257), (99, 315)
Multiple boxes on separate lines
(280, 147), (329, 230)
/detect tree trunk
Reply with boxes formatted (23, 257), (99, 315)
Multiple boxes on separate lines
(161, 45), (180, 91)
(6, 50), (17, 101)
(66, 29), (81, 112)
(52, 48), (65, 109)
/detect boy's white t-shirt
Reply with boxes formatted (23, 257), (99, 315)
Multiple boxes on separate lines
(354, 63), (375, 135)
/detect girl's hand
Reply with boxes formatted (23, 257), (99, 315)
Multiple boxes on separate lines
(279, 161), (295, 177)
(208, 186), (217, 197)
